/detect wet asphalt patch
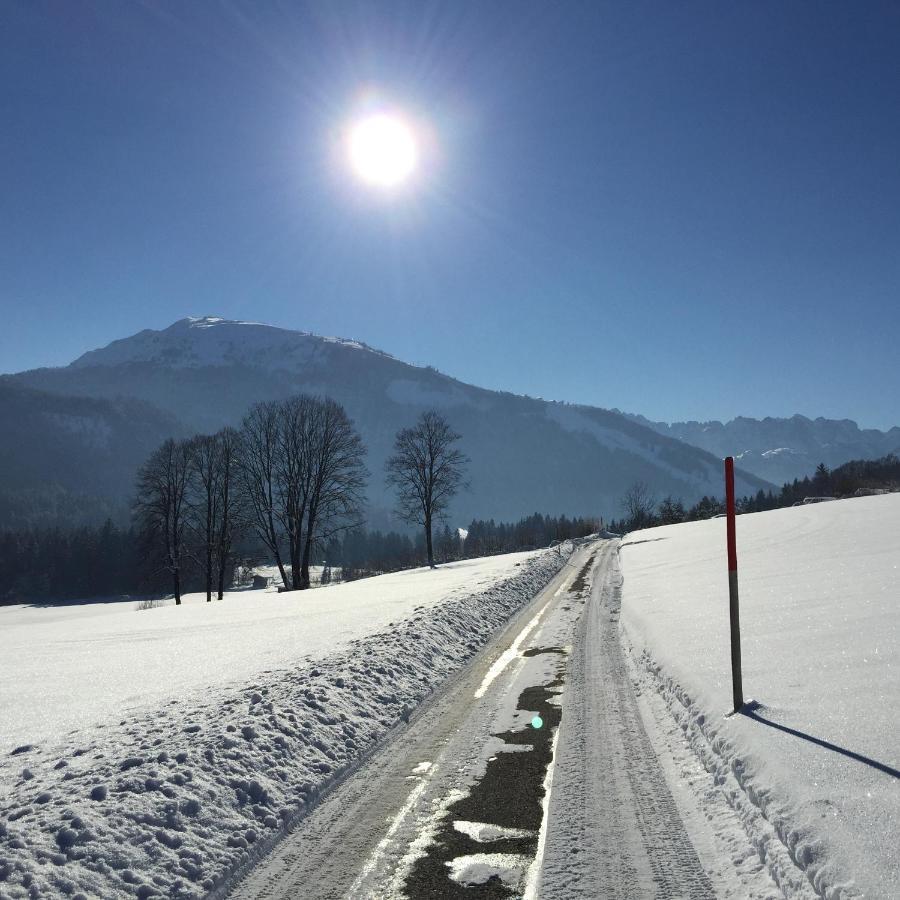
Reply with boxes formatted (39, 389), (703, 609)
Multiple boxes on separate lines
(568, 555), (596, 594)
(403, 665), (566, 898)
(521, 646), (566, 658)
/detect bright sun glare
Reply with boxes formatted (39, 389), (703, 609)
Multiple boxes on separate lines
(348, 113), (418, 188)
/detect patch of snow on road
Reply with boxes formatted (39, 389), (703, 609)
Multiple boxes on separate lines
(523, 727), (561, 900)
(446, 852), (530, 888)
(452, 821), (533, 843)
(474, 588), (560, 699)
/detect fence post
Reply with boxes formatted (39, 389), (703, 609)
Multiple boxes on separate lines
(724, 456), (744, 712)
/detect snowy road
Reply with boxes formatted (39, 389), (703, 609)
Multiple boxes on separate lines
(538, 542), (714, 899)
(227, 541), (780, 899)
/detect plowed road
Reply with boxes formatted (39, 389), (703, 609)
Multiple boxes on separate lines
(226, 541), (775, 899)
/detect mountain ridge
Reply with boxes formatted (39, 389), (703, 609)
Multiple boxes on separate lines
(5, 316), (773, 528)
(622, 410), (900, 484)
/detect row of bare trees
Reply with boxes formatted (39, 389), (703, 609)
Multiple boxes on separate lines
(134, 395), (367, 604)
(134, 398), (468, 602)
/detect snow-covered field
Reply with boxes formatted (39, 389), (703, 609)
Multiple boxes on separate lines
(1, 553), (539, 755)
(0, 549), (568, 899)
(620, 494), (899, 899)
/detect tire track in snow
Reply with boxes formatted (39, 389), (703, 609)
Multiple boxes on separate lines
(539, 542), (717, 899)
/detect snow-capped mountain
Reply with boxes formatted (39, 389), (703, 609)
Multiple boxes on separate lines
(5, 317), (771, 528)
(70, 316), (390, 372)
(624, 412), (900, 484)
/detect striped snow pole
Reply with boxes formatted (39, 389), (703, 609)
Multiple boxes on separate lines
(725, 456), (744, 712)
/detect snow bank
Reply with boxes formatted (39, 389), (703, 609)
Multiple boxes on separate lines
(0, 550), (568, 899)
(1, 552), (542, 755)
(619, 494), (900, 899)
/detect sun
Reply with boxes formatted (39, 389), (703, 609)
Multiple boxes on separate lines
(347, 113), (418, 188)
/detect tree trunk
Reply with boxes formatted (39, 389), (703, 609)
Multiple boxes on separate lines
(275, 552), (290, 591)
(216, 561), (226, 602)
(299, 512), (316, 589)
(218, 472), (230, 602)
(425, 514), (435, 569)
(206, 492), (213, 602)
(171, 526), (182, 604)
(300, 503), (316, 590)
(288, 530), (301, 593)
(299, 543), (312, 589)
(265, 506), (290, 590)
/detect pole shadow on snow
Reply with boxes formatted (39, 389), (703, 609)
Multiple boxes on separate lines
(739, 701), (900, 780)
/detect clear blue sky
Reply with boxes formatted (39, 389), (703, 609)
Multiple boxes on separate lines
(2, 2), (899, 429)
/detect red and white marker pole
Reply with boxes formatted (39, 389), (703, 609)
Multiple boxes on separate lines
(724, 456), (744, 712)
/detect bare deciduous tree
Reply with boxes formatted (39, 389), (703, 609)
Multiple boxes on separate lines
(277, 395), (315, 590)
(214, 427), (242, 600)
(620, 480), (656, 531)
(298, 398), (367, 588)
(240, 395), (367, 591)
(386, 410), (468, 569)
(238, 401), (291, 589)
(187, 428), (242, 602)
(134, 438), (192, 604)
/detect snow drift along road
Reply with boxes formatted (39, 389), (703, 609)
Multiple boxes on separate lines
(1, 552), (542, 755)
(0, 549), (569, 899)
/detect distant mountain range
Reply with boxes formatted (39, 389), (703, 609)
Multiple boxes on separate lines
(1, 316), (772, 529)
(622, 412), (900, 485)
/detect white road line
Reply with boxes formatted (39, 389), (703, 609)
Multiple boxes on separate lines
(346, 765), (434, 896)
(473, 572), (574, 699)
(522, 725), (561, 900)
(384, 787), (469, 896)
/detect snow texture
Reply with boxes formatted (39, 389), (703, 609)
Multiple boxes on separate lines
(0, 550), (567, 899)
(1, 553), (540, 755)
(619, 494), (900, 899)
(446, 852), (530, 887)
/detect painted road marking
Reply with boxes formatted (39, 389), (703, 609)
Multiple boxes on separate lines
(474, 571), (574, 699)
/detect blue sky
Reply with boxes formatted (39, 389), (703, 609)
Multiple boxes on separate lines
(2, 2), (899, 429)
